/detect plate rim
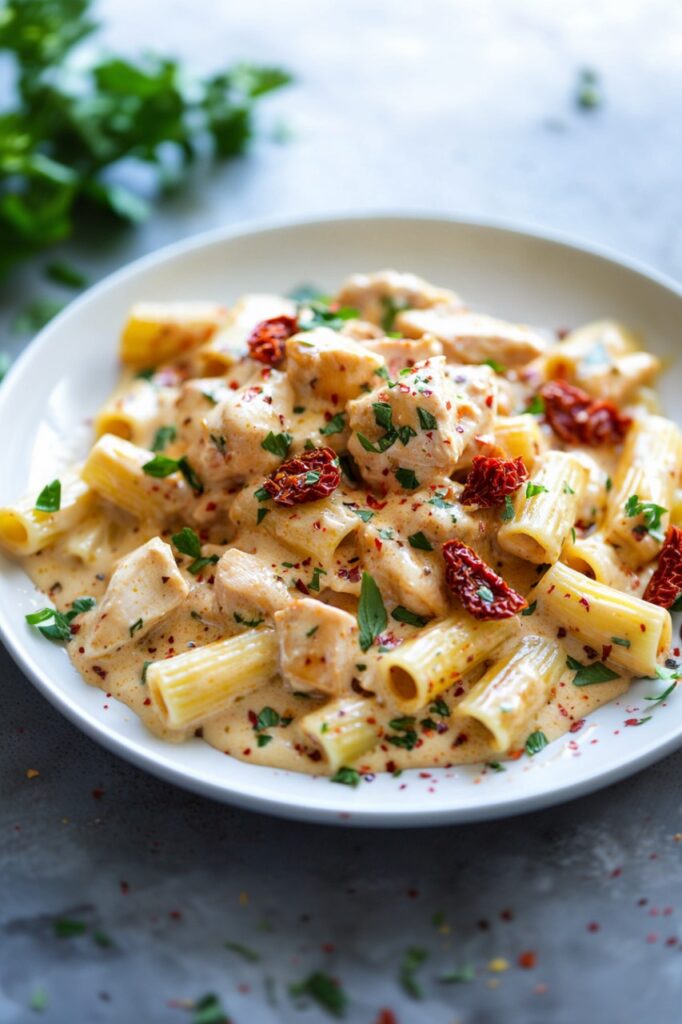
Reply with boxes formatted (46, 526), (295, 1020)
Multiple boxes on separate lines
(2, 208), (681, 827)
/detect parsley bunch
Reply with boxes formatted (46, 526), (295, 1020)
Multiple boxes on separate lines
(0, 0), (291, 277)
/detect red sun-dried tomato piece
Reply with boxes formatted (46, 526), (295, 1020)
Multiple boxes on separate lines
(643, 526), (682, 608)
(263, 447), (340, 507)
(442, 539), (527, 620)
(247, 315), (298, 366)
(540, 380), (631, 446)
(460, 455), (529, 508)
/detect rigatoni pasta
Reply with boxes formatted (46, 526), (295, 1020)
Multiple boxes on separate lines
(3, 268), (679, 780)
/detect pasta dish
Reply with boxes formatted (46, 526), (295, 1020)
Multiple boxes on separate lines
(1, 270), (680, 784)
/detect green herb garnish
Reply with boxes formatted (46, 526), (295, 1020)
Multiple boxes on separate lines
(395, 467), (419, 489)
(525, 730), (548, 756)
(330, 766), (361, 788)
(261, 431), (293, 458)
(320, 412), (346, 436)
(624, 494), (667, 543)
(407, 531), (433, 551)
(392, 605), (430, 627)
(151, 425), (176, 452)
(34, 479), (60, 513)
(567, 655), (620, 687)
(357, 571), (387, 651)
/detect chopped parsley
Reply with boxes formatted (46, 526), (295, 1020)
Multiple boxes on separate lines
(26, 596), (95, 643)
(380, 295), (409, 332)
(192, 993), (230, 1024)
(289, 970), (347, 1016)
(308, 567), (327, 592)
(331, 766), (361, 787)
(439, 965), (475, 984)
(428, 491), (454, 510)
(399, 946), (428, 999)
(320, 412), (346, 435)
(209, 433), (227, 455)
(395, 467), (419, 489)
(151, 425), (177, 452)
(624, 494), (667, 543)
(306, 625), (319, 638)
(171, 527), (218, 575)
(34, 479), (61, 513)
(567, 655), (620, 687)
(563, 481), (575, 495)
(256, 507), (269, 525)
(486, 762), (506, 773)
(477, 585), (494, 605)
(483, 358), (505, 373)
(429, 698), (450, 717)
(261, 431), (293, 458)
(224, 940), (260, 962)
(338, 452), (360, 482)
(525, 395), (545, 415)
(611, 636), (631, 648)
(526, 481), (548, 498)
(392, 605), (430, 627)
(373, 401), (393, 430)
(142, 454), (203, 492)
(417, 407), (438, 430)
(54, 918), (86, 938)
(129, 618), (143, 637)
(349, 507), (373, 523)
(299, 299), (358, 332)
(576, 67), (602, 110)
(234, 612), (265, 628)
(407, 531), (433, 551)
(521, 600), (537, 617)
(525, 730), (548, 756)
(254, 486), (270, 502)
(644, 680), (677, 705)
(357, 571), (387, 651)
(254, 707), (281, 732)
(501, 495), (515, 522)
(141, 660), (152, 683)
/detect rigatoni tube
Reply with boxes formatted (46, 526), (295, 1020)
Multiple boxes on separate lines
(536, 561), (671, 677)
(148, 629), (278, 730)
(0, 469), (94, 556)
(376, 614), (519, 715)
(454, 635), (565, 753)
(498, 450), (589, 564)
(300, 697), (380, 771)
(82, 434), (190, 521)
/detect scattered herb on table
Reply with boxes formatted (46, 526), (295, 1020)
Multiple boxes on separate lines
(399, 946), (428, 998)
(289, 971), (347, 1017)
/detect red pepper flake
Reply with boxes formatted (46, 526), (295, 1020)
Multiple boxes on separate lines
(587, 921), (600, 933)
(442, 539), (527, 619)
(518, 950), (537, 969)
(643, 526), (682, 608)
(92, 665), (107, 679)
(601, 644), (613, 662)
(569, 719), (585, 733)
(460, 455), (528, 507)
(120, 881), (130, 895)
(169, 910), (182, 920)
(143, 697), (151, 706)
(366, 494), (387, 510)
(375, 1013), (398, 1024)
(541, 379), (631, 446)
(625, 718), (641, 726)
(91, 788), (104, 800)
(578, 596), (590, 611)
(407, 888), (419, 899)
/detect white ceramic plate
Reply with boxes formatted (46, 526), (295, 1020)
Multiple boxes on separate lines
(2, 213), (681, 826)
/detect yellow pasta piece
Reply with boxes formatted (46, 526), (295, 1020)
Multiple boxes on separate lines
(300, 697), (380, 770)
(261, 492), (359, 562)
(120, 302), (228, 368)
(498, 450), (589, 564)
(604, 416), (680, 568)
(0, 469), (94, 556)
(494, 414), (546, 468)
(81, 434), (190, 521)
(537, 561), (671, 677)
(194, 293), (296, 376)
(561, 531), (638, 591)
(148, 629), (278, 730)
(376, 614), (519, 714)
(454, 635), (565, 753)
(543, 321), (660, 403)
(94, 379), (179, 445)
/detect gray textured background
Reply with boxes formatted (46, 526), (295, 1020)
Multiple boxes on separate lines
(2, 1), (682, 1021)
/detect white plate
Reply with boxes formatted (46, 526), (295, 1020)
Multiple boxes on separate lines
(2, 212), (681, 827)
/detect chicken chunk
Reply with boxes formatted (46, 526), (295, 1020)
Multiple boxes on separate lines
(275, 598), (358, 696)
(347, 357), (496, 490)
(83, 538), (189, 657)
(362, 334), (443, 376)
(215, 549), (291, 625)
(187, 368), (294, 486)
(397, 309), (547, 368)
(336, 270), (460, 327)
(356, 522), (448, 619)
(286, 327), (385, 405)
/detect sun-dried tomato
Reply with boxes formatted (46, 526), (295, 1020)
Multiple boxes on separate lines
(263, 447), (340, 506)
(643, 526), (682, 608)
(247, 315), (298, 366)
(442, 539), (527, 619)
(540, 380), (631, 446)
(460, 455), (529, 508)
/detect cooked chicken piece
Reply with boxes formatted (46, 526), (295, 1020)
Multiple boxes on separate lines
(175, 377), (235, 450)
(83, 537), (189, 656)
(340, 320), (384, 342)
(347, 357), (496, 490)
(363, 334), (443, 375)
(336, 270), (460, 327)
(215, 549), (291, 625)
(188, 368), (294, 486)
(356, 522), (449, 619)
(397, 309), (547, 367)
(286, 327), (385, 406)
(275, 598), (358, 696)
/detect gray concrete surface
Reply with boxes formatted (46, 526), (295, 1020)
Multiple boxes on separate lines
(2, 1), (682, 1021)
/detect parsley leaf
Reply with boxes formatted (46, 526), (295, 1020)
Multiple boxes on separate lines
(171, 527), (218, 574)
(400, 946), (428, 999)
(483, 358), (505, 373)
(525, 395), (545, 415)
(525, 730), (548, 756)
(521, 600), (537, 617)
(320, 412), (346, 436)
(357, 571), (387, 651)
(34, 478), (61, 513)
(151, 425), (177, 452)
(501, 495), (515, 522)
(407, 531), (433, 551)
(290, 971), (347, 1017)
(395, 467), (419, 489)
(624, 494), (667, 543)
(331, 766), (361, 787)
(417, 407), (438, 430)
(261, 431), (293, 458)
(391, 605), (430, 627)
(567, 655), (620, 686)
(526, 481), (548, 498)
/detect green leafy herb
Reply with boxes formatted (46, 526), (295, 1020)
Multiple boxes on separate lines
(439, 965), (475, 984)
(135, 367), (154, 381)
(201, 390), (218, 406)
(348, 506), (373, 523)
(209, 433), (227, 456)
(192, 993), (230, 1024)
(0, 0), (291, 279)
(357, 572), (387, 651)
(71, 596), (95, 614)
(501, 495), (515, 522)
(487, 762), (506, 773)
(644, 680), (677, 705)
(477, 584), (494, 605)
(395, 467), (419, 489)
(338, 452), (359, 483)
(142, 454), (178, 477)
(129, 617), (143, 637)
(29, 986), (48, 1011)
(483, 358), (505, 373)
(407, 531), (433, 551)
(46, 260), (87, 288)
(430, 698), (450, 717)
(526, 482), (548, 498)
(151, 425), (176, 452)
(256, 507), (269, 525)
(257, 734), (273, 747)
(399, 946), (428, 999)
(380, 295), (408, 332)
(299, 298), (358, 332)
(290, 971), (347, 1017)
(141, 660), (152, 683)
(234, 612), (265, 628)
(261, 431), (293, 458)
(54, 918), (86, 938)
(566, 655), (620, 687)
(605, 476), (613, 492)
(320, 412), (346, 436)
(428, 491), (454, 509)
(611, 636), (631, 648)
(576, 67), (602, 110)
(378, 527), (394, 539)
(624, 494), (667, 543)
(563, 481), (575, 495)
(392, 605), (430, 627)
(92, 929), (113, 948)
(254, 707), (280, 732)
(171, 526), (218, 574)
(525, 730), (548, 756)
(330, 766), (361, 787)
(305, 625), (319, 638)
(521, 600), (537, 617)
(34, 479), (60, 513)
(372, 401), (393, 430)
(254, 485), (270, 502)
(417, 407), (438, 430)
(309, 567), (327, 592)
(224, 940), (260, 962)
(26, 595), (94, 643)
(525, 395), (545, 415)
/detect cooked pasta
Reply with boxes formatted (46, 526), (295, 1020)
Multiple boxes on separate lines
(3, 268), (679, 778)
